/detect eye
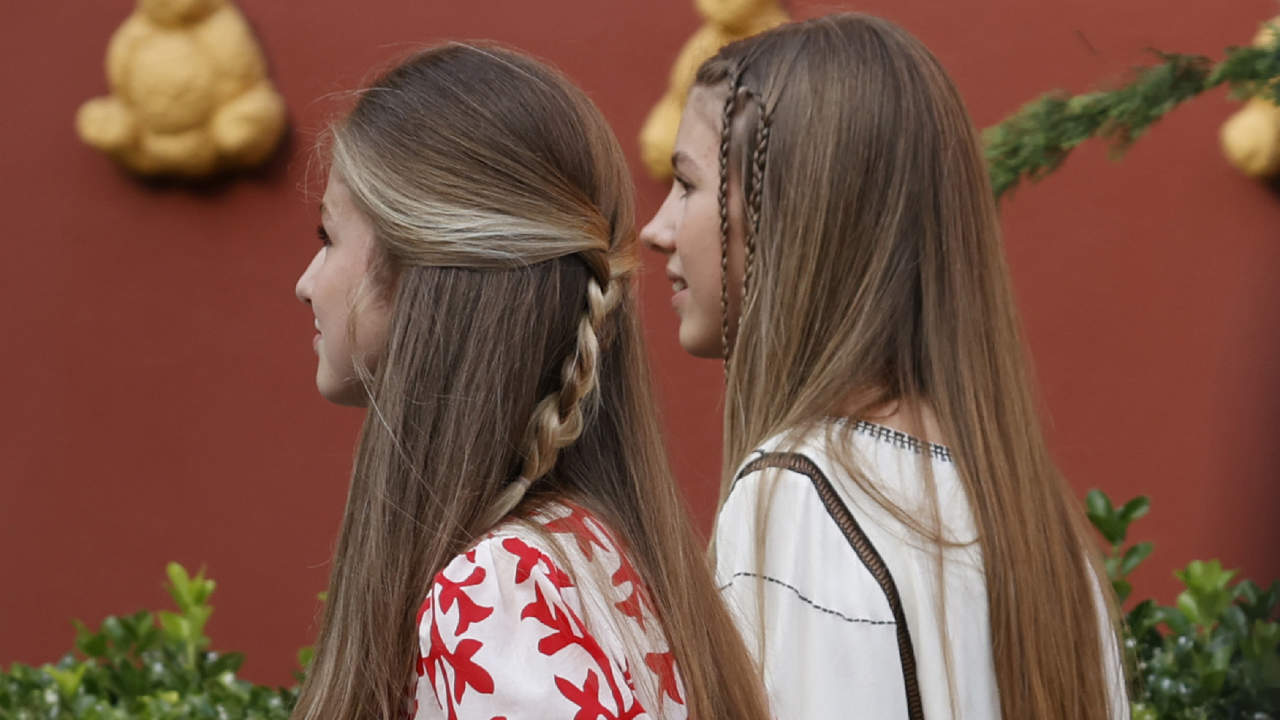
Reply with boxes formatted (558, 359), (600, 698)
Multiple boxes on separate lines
(316, 224), (331, 247)
(673, 174), (693, 199)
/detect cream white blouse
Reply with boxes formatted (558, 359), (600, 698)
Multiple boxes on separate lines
(714, 420), (1127, 719)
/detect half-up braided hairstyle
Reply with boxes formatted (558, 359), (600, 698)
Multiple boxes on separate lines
(696, 13), (1125, 720)
(294, 43), (770, 720)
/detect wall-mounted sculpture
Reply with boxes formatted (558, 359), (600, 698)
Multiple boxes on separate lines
(639, 0), (788, 180)
(1220, 19), (1280, 180)
(76, 0), (288, 178)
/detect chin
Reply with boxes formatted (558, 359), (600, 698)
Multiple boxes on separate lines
(678, 325), (725, 360)
(316, 373), (368, 407)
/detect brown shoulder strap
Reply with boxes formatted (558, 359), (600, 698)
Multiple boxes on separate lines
(736, 452), (925, 720)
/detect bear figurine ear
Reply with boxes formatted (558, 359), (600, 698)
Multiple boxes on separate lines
(76, 0), (287, 180)
(1219, 18), (1280, 180)
(638, 1), (788, 181)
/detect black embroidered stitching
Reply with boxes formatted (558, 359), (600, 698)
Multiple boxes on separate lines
(718, 571), (897, 627)
(844, 419), (954, 463)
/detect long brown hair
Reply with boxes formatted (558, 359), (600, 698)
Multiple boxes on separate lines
(292, 44), (769, 720)
(698, 14), (1123, 719)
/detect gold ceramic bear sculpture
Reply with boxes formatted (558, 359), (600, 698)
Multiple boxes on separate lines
(639, 0), (788, 179)
(76, 0), (287, 178)
(1220, 19), (1280, 179)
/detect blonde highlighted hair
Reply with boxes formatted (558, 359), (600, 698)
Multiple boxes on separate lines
(292, 44), (769, 720)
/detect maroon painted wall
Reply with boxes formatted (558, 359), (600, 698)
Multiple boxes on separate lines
(2, 0), (1277, 687)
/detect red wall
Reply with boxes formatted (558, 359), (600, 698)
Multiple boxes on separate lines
(3, 0), (1277, 687)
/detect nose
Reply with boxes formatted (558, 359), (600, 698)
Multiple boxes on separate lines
(640, 198), (675, 256)
(296, 249), (321, 305)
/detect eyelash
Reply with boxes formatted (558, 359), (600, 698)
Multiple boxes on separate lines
(674, 175), (692, 197)
(316, 224), (331, 246)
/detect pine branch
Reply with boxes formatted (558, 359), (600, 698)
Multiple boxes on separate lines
(984, 34), (1280, 199)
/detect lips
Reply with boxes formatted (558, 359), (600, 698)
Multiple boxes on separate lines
(665, 266), (687, 294)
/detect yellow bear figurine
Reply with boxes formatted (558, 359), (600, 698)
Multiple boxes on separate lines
(76, 0), (287, 178)
(1220, 19), (1280, 179)
(639, 0), (788, 180)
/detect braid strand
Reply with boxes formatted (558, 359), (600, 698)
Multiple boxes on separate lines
(480, 255), (617, 528)
(745, 110), (769, 310)
(717, 74), (741, 372)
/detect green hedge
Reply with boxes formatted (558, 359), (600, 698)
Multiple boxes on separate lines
(2, 494), (1276, 719)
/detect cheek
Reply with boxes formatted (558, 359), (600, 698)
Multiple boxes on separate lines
(353, 300), (392, 360)
(681, 198), (726, 297)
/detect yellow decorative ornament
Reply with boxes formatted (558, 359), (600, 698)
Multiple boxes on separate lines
(76, 0), (287, 178)
(1220, 19), (1280, 179)
(639, 0), (788, 179)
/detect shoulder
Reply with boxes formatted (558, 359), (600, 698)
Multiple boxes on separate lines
(420, 521), (580, 649)
(715, 440), (860, 587)
(719, 431), (841, 534)
(412, 502), (683, 720)
(412, 527), (609, 719)
(424, 501), (621, 606)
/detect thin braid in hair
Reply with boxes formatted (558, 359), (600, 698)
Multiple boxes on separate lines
(744, 105), (770, 308)
(717, 72), (743, 370)
(481, 251), (622, 527)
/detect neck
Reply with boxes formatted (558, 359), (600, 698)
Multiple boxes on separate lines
(836, 388), (946, 446)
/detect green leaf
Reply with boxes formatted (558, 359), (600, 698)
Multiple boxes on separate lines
(1119, 496), (1151, 524)
(1131, 702), (1157, 720)
(205, 652), (244, 676)
(1121, 541), (1154, 576)
(1112, 579), (1133, 604)
(1236, 579), (1261, 606)
(44, 663), (86, 698)
(1126, 599), (1162, 636)
(1157, 605), (1194, 635)
(73, 620), (108, 659)
(296, 646), (314, 671)
(1086, 489), (1114, 525)
(158, 612), (191, 644)
(1220, 605), (1249, 637)
(1174, 560), (1237, 628)
(166, 564), (194, 612)
(1241, 580), (1280, 620)
(1086, 489), (1126, 545)
(1244, 619), (1280, 660)
(101, 616), (127, 647)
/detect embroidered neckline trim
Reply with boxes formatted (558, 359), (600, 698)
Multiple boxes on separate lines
(827, 417), (955, 463)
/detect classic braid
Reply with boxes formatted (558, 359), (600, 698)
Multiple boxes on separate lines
(744, 108), (770, 306)
(482, 250), (622, 527)
(717, 72), (743, 368)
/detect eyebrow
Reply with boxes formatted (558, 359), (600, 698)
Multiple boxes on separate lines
(671, 150), (699, 176)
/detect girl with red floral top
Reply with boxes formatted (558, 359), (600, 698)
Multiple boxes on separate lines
(290, 43), (770, 720)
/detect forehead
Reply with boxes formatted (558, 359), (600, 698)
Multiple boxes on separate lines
(321, 169), (353, 216)
(674, 85), (727, 170)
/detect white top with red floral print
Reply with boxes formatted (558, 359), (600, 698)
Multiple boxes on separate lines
(411, 501), (688, 720)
